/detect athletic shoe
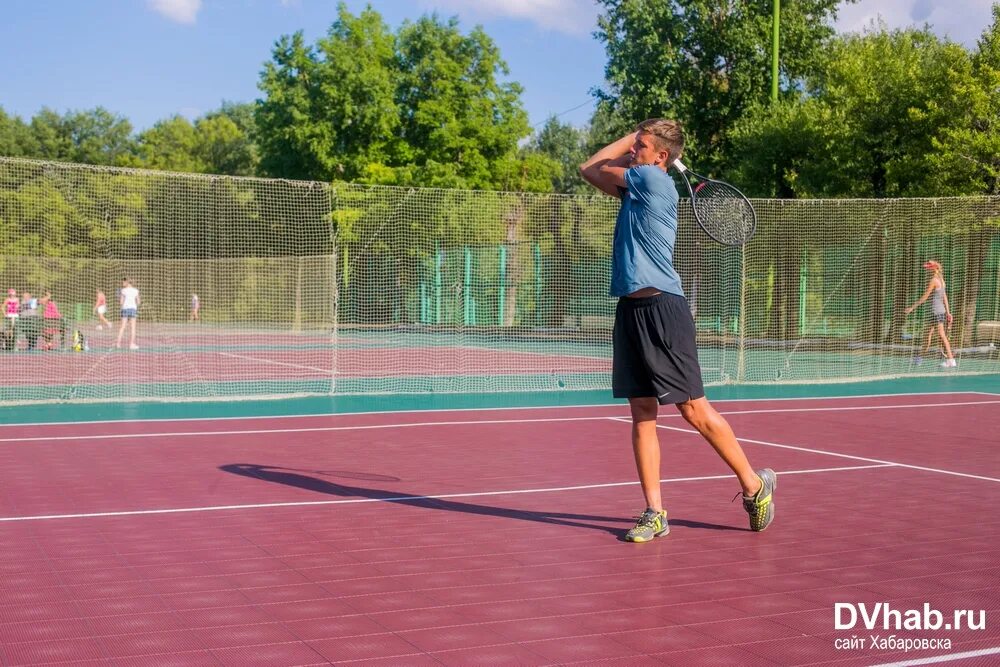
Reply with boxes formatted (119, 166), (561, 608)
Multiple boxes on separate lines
(625, 508), (669, 543)
(913, 356), (923, 365)
(129, 344), (139, 350)
(941, 358), (957, 368)
(742, 468), (777, 532)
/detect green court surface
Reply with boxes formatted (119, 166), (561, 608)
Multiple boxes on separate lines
(3, 373), (997, 425)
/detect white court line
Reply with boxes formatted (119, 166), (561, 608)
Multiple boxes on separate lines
(0, 390), (987, 428)
(3, 399), (998, 444)
(869, 647), (1000, 666)
(0, 416), (620, 444)
(714, 399), (1000, 417)
(0, 463), (890, 522)
(617, 418), (1000, 483)
(218, 351), (332, 374)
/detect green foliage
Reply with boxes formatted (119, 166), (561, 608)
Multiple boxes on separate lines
(137, 116), (206, 172)
(254, 4), (536, 190)
(198, 103), (259, 176)
(732, 26), (983, 199)
(594, 0), (846, 173)
(525, 117), (590, 194)
(929, 4), (1000, 196)
(136, 110), (259, 176)
(27, 107), (135, 166)
(817, 28), (973, 197)
(729, 97), (844, 197)
(0, 108), (38, 157)
(256, 6), (400, 181)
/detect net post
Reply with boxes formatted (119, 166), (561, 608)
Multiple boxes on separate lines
(498, 244), (507, 326)
(293, 256), (303, 334)
(434, 245), (442, 325)
(798, 249), (807, 337)
(463, 245), (472, 326)
(533, 242), (542, 327)
(737, 243), (748, 382)
(419, 281), (428, 323)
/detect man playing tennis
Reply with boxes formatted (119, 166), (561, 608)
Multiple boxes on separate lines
(580, 119), (776, 542)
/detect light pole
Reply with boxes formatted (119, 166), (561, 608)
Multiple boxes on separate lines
(772, 0), (780, 102)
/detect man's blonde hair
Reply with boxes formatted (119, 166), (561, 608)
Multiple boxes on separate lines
(636, 118), (684, 163)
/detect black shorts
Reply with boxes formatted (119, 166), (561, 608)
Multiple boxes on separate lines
(612, 292), (705, 404)
(928, 312), (947, 325)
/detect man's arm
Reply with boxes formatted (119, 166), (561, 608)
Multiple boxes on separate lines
(580, 132), (636, 198)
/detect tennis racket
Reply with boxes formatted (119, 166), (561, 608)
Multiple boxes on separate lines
(673, 160), (757, 246)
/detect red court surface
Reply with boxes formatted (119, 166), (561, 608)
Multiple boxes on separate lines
(1, 392), (998, 665)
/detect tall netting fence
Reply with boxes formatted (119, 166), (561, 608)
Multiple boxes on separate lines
(1, 156), (998, 403)
(0, 157), (335, 402)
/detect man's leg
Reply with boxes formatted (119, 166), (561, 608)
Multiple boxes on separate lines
(624, 396), (670, 543)
(676, 397), (759, 495)
(676, 397), (776, 531)
(629, 397), (662, 511)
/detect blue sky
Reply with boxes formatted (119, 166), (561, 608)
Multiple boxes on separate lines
(0, 0), (995, 134)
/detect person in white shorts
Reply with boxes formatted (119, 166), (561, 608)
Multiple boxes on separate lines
(115, 278), (141, 350)
(94, 289), (111, 329)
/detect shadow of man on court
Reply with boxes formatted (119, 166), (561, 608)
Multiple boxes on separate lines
(219, 463), (639, 536)
(219, 464), (743, 536)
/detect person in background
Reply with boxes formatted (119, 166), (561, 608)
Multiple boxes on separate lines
(18, 291), (41, 351)
(39, 291), (67, 350)
(3, 288), (19, 351)
(115, 278), (141, 351)
(905, 259), (957, 368)
(94, 289), (111, 330)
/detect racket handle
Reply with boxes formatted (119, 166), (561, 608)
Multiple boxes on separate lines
(672, 159), (688, 173)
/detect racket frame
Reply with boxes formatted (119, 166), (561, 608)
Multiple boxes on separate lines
(673, 159), (757, 246)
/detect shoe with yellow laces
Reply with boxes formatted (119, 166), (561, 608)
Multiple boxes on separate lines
(624, 508), (669, 543)
(742, 468), (776, 532)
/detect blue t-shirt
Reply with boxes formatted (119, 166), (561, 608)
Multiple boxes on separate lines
(609, 165), (684, 298)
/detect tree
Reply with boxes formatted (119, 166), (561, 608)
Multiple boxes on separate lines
(254, 4), (534, 190)
(929, 4), (1000, 196)
(389, 15), (530, 190)
(924, 5), (1000, 346)
(199, 102), (259, 176)
(526, 116), (590, 194)
(0, 108), (38, 157)
(255, 6), (399, 181)
(594, 0), (848, 174)
(137, 116), (206, 173)
(27, 107), (135, 166)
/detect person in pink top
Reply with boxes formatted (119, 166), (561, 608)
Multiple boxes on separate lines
(39, 291), (67, 350)
(3, 288), (18, 351)
(94, 289), (111, 329)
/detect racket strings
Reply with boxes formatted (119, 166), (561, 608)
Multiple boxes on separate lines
(691, 180), (755, 245)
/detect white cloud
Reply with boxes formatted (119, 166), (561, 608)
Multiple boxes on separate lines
(416, 0), (599, 36)
(148, 0), (202, 24)
(834, 0), (994, 47)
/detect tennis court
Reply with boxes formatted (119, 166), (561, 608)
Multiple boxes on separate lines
(1, 383), (998, 666)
